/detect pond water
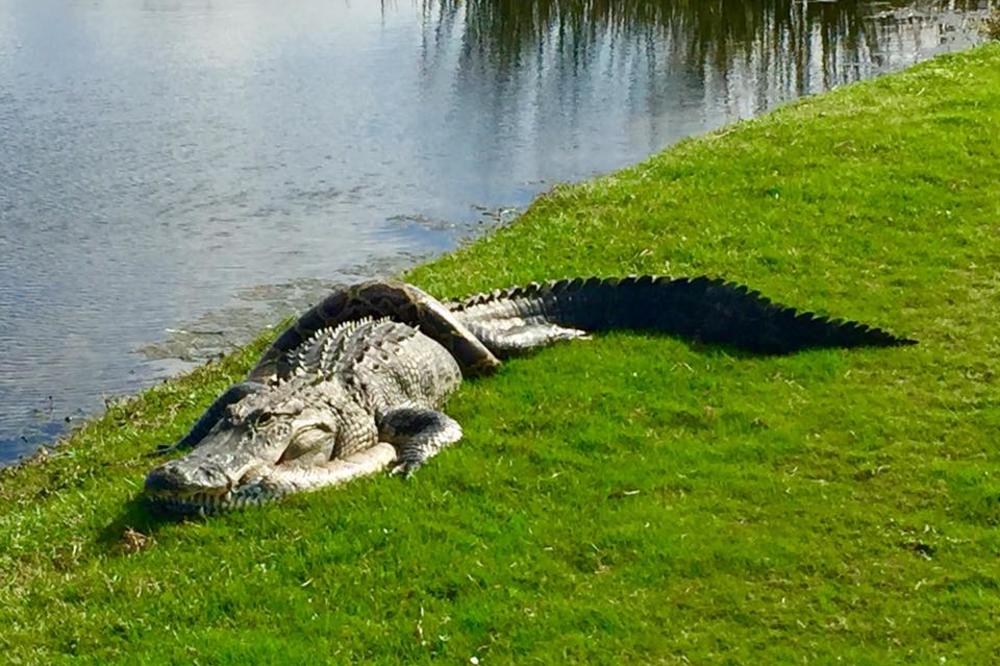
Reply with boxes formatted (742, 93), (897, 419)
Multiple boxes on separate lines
(0, 0), (990, 464)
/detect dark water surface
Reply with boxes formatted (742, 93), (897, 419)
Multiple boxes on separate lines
(0, 0), (989, 463)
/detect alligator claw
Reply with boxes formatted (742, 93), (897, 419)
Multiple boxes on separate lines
(389, 460), (422, 479)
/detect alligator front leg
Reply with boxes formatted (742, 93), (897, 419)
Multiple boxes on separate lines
(378, 407), (464, 477)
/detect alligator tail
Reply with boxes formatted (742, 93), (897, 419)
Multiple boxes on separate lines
(449, 275), (916, 357)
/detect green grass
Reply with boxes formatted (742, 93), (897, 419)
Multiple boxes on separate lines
(2, 44), (999, 664)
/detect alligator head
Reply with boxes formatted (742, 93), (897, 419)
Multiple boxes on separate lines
(145, 378), (376, 514)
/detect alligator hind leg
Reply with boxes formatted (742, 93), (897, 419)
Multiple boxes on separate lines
(378, 407), (463, 477)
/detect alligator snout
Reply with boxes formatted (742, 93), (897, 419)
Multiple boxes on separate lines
(145, 459), (233, 496)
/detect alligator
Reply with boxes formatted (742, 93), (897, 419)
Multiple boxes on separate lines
(145, 276), (915, 514)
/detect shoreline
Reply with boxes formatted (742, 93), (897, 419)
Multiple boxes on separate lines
(2, 44), (998, 662)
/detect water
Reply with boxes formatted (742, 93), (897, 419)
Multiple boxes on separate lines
(0, 0), (989, 464)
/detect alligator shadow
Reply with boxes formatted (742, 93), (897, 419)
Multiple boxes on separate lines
(97, 493), (207, 555)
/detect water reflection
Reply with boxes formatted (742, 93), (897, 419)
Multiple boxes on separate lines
(426, 0), (987, 120)
(0, 0), (989, 463)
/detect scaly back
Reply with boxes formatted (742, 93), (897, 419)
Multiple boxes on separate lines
(251, 280), (501, 382)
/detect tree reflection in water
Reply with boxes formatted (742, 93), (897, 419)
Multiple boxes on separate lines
(414, 0), (988, 119)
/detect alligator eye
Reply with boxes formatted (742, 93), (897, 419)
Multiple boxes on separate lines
(256, 413), (273, 426)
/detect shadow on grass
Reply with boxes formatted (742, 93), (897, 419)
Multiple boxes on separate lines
(98, 493), (206, 555)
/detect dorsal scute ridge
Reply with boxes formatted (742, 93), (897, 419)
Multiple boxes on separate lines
(290, 315), (405, 376)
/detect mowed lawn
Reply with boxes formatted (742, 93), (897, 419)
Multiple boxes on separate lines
(1, 44), (998, 664)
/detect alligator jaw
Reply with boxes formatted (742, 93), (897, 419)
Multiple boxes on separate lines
(144, 469), (244, 515)
(145, 427), (281, 514)
(145, 489), (232, 516)
(144, 458), (282, 514)
(145, 443), (400, 515)
(145, 486), (277, 515)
